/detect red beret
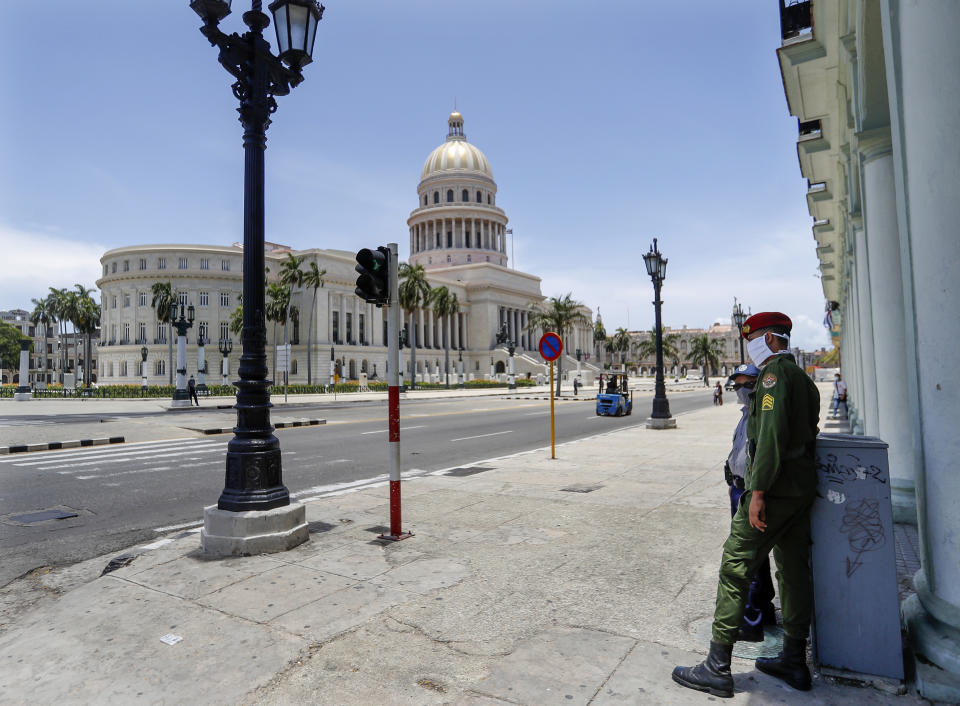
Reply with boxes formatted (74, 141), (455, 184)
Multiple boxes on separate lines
(742, 311), (792, 335)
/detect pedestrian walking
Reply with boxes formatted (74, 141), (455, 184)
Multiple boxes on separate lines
(713, 380), (724, 406)
(830, 373), (847, 419)
(573, 377), (580, 396)
(672, 312), (820, 698)
(722, 363), (776, 641)
(188, 375), (200, 406)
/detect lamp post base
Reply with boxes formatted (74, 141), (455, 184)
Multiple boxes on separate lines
(645, 416), (677, 430)
(201, 502), (309, 556)
(14, 391), (32, 401)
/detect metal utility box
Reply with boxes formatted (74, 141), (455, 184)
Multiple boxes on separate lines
(810, 434), (904, 681)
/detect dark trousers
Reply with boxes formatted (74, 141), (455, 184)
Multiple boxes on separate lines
(725, 485), (777, 631)
(189, 389), (199, 405)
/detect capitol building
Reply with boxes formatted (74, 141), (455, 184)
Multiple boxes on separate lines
(95, 112), (597, 386)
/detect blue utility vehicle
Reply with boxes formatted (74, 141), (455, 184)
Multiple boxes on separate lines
(596, 372), (633, 416)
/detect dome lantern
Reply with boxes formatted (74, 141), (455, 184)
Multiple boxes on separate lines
(447, 111), (464, 141)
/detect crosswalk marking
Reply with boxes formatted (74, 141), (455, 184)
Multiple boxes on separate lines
(2, 439), (219, 466)
(0, 437), (216, 464)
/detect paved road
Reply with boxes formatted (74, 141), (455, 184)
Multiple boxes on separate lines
(0, 391), (716, 586)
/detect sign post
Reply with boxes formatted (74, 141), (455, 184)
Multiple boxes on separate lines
(538, 332), (563, 460)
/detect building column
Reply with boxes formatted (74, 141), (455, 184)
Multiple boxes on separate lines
(853, 223), (880, 436)
(860, 133), (917, 522)
(886, 2), (960, 697)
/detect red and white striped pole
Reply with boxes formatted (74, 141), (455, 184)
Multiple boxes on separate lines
(380, 242), (411, 541)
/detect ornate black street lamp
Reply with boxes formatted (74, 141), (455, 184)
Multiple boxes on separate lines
(218, 337), (233, 385)
(732, 298), (747, 364)
(169, 302), (195, 407)
(140, 345), (149, 394)
(642, 238), (674, 427)
(496, 324), (516, 390)
(191, 0), (324, 511)
(457, 346), (464, 389)
(197, 334), (209, 394)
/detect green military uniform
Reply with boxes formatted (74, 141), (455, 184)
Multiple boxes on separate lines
(711, 353), (820, 644)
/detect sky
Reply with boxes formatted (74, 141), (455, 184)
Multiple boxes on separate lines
(0, 0), (830, 350)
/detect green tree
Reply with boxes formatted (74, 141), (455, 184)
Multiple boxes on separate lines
(278, 253), (306, 381)
(526, 293), (590, 397)
(593, 311), (607, 368)
(151, 281), (175, 384)
(73, 289), (100, 386)
(266, 282), (296, 381)
(30, 295), (56, 383)
(610, 327), (631, 371)
(398, 262), (431, 388)
(688, 333), (726, 385)
(428, 286), (460, 388)
(47, 287), (70, 381)
(0, 320), (30, 372)
(301, 261), (326, 384)
(634, 327), (681, 376)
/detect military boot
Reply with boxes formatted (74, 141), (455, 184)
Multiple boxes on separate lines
(671, 641), (734, 698)
(755, 635), (811, 690)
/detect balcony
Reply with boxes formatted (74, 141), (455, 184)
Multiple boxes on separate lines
(779, 0), (811, 41)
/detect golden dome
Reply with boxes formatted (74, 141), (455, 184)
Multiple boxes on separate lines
(419, 112), (494, 182)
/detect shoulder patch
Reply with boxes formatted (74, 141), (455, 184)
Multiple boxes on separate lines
(762, 373), (778, 389)
(761, 394), (775, 411)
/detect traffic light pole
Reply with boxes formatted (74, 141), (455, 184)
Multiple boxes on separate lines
(380, 242), (411, 541)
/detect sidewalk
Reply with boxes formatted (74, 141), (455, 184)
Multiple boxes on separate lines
(0, 390), (930, 704)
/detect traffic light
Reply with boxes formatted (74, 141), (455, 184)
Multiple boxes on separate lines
(355, 246), (390, 305)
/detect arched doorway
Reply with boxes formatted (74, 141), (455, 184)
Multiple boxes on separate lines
(348, 359), (356, 379)
(495, 360), (506, 374)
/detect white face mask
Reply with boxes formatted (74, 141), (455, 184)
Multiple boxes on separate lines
(736, 386), (752, 405)
(746, 332), (789, 367)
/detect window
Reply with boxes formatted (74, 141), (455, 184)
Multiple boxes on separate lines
(346, 313), (353, 343)
(332, 311), (340, 343)
(139, 291), (147, 307)
(123, 260), (129, 272)
(198, 321), (208, 342)
(123, 323), (130, 343)
(156, 323), (167, 343)
(221, 259), (230, 271)
(466, 232), (471, 248)
(155, 359), (165, 376)
(476, 190), (482, 203)
(110, 324), (117, 342)
(461, 189), (469, 202)
(359, 314), (365, 344)
(158, 257), (166, 270)
(138, 322), (146, 343)
(200, 258), (209, 270)
(436, 233), (441, 248)
(199, 291), (209, 306)
(178, 292), (188, 306)
(123, 293), (130, 308)
(423, 195), (428, 206)
(446, 189), (454, 202)
(446, 231), (452, 248)
(112, 296), (117, 309)
(178, 257), (188, 270)
(108, 361), (114, 377)
(487, 195), (491, 204)
(290, 359), (298, 375)
(103, 265), (108, 276)
(111, 262), (117, 273)
(220, 322), (230, 341)
(433, 191), (439, 204)
(120, 360), (127, 377)
(220, 292), (230, 307)
(139, 258), (147, 271)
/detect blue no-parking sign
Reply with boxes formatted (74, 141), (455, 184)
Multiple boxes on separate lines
(538, 332), (563, 362)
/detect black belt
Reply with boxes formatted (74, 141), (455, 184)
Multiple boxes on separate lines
(731, 476), (745, 490)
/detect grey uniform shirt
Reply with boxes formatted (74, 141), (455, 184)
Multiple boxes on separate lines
(726, 403), (750, 479)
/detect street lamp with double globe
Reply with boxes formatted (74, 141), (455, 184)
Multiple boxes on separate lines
(457, 346), (465, 389)
(496, 324), (516, 390)
(732, 298), (747, 364)
(642, 238), (675, 428)
(190, 0), (324, 548)
(140, 345), (149, 394)
(218, 338), (233, 385)
(169, 302), (195, 407)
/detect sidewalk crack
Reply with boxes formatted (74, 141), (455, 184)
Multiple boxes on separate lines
(587, 638), (638, 704)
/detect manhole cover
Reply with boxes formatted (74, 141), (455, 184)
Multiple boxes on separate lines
(560, 483), (604, 493)
(445, 466), (493, 477)
(10, 509), (79, 524)
(690, 616), (784, 659)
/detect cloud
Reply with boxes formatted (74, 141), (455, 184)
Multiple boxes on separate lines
(0, 224), (105, 310)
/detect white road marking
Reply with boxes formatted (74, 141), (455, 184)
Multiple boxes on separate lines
(450, 430), (513, 442)
(28, 446), (225, 472)
(360, 425), (426, 435)
(77, 466), (174, 480)
(153, 520), (204, 533)
(6, 439), (219, 466)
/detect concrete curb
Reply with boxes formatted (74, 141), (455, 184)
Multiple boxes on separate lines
(0, 436), (125, 455)
(184, 419), (326, 435)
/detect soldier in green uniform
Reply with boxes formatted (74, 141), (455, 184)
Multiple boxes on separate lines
(672, 312), (820, 698)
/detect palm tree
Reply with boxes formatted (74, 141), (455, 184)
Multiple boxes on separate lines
(300, 261), (326, 384)
(74, 294), (101, 386)
(526, 293), (591, 397)
(72, 284), (95, 382)
(30, 296), (55, 384)
(429, 286), (460, 388)
(151, 281), (175, 384)
(47, 287), (69, 382)
(634, 326), (681, 374)
(610, 327), (631, 372)
(278, 253), (306, 382)
(229, 300), (244, 338)
(398, 262), (431, 389)
(688, 333), (726, 386)
(593, 311), (606, 369)
(266, 282), (292, 381)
